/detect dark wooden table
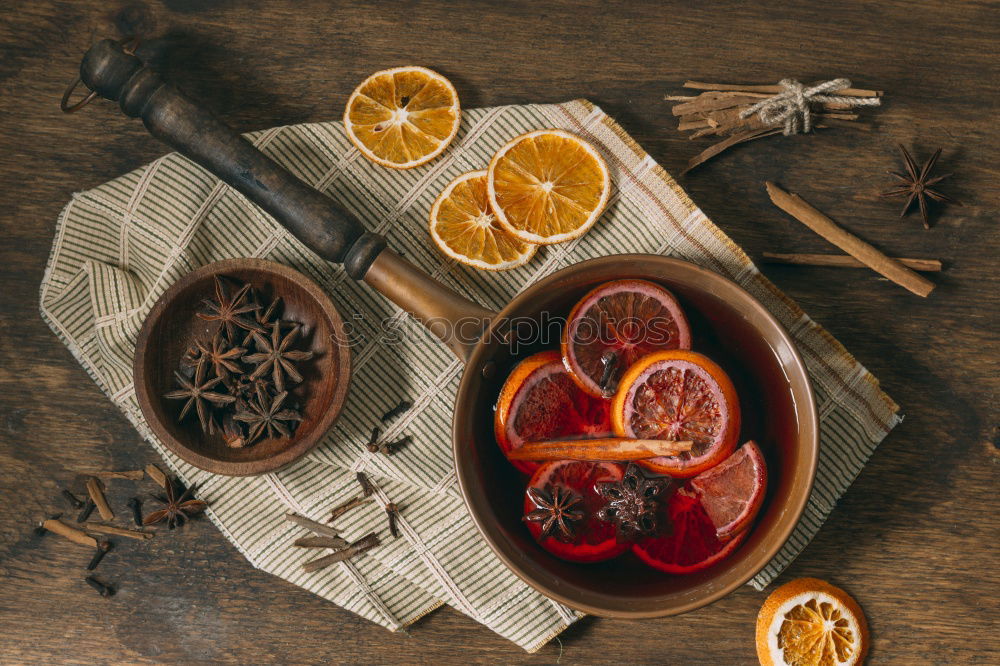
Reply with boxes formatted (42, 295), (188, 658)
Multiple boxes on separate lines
(1, 1), (996, 663)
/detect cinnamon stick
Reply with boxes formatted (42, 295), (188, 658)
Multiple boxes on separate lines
(83, 522), (154, 540)
(301, 533), (380, 573)
(42, 518), (98, 548)
(86, 477), (114, 521)
(764, 182), (935, 297)
(293, 535), (349, 549)
(683, 80), (883, 97)
(329, 497), (372, 522)
(684, 128), (783, 174)
(762, 252), (942, 272)
(285, 513), (342, 539)
(90, 470), (145, 481)
(508, 438), (694, 462)
(145, 464), (168, 489)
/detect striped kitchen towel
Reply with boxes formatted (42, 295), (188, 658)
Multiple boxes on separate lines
(40, 99), (900, 652)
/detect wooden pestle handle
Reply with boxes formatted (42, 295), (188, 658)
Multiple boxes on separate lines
(78, 39), (386, 278)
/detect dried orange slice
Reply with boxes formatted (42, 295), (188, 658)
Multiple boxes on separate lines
(344, 66), (460, 169)
(611, 350), (740, 477)
(756, 578), (870, 666)
(487, 129), (610, 244)
(428, 170), (536, 270)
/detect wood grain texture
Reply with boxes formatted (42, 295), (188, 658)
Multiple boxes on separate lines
(0, 0), (996, 663)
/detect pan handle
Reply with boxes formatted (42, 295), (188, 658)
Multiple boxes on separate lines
(75, 39), (492, 362)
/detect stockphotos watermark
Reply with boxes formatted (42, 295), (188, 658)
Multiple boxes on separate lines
(330, 311), (680, 353)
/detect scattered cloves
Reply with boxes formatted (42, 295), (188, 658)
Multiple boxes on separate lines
(380, 400), (412, 423)
(86, 540), (113, 571)
(84, 575), (114, 597)
(365, 425), (381, 453)
(379, 435), (411, 456)
(126, 497), (143, 527)
(76, 498), (96, 523)
(355, 471), (375, 498)
(61, 488), (84, 509)
(385, 503), (400, 539)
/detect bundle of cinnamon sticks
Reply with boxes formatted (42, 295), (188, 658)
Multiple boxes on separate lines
(667, 81), (883, 173)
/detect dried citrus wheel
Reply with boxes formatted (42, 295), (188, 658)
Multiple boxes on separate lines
(487, 129), (610, 244)
(343, 66), (460, 169)
(428, 170), (536, 270)
(611, 350), (740, 477)
(756, 578), (870, 666)
(562, 279), (691, 397)
(495, 351), (614, 475)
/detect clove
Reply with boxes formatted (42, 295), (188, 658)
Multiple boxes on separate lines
(355, 471), (375, 498)
(76, 498), (96, 523)
(380, 400), (412, 423)
(598, 350), (620, 396)
(61, 488), (84, 509)
(365, 425), (381, 453)
(385, 503), (400, 539)
(86, 540), (113, 571)
(84, 575), (115, 597)
(379, 435), (411, 456)
(126, 497), (143, 526)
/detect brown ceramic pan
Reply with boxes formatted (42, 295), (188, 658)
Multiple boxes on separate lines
(72, 40), (818, 617)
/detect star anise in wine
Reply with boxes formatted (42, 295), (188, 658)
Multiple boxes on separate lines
(143, 479), (207, 529)
(523, 486), (585, 542)
(198, 330), (246, 383)
(245, 321), (314, 392)
(596, 463), (672, 540)
(197, 276), (261, 341)
(234, 388), (303, 444)
(164, 360), (236, 433)
(879, 144), (962, 229)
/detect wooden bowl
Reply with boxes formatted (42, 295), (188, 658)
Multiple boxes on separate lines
(134, 259), (350, 476)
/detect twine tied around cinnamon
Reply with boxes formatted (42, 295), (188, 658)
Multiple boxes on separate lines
(740, 78), (881, 135)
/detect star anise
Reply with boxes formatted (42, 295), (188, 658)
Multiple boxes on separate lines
(164, 360), (236, 433)
(198, 330), (246, 383)
(523, 486), (585, 542)
(879, 144), (962, 229)
(234, 388), (303, 444)
(197, 276), (261, 341)
(143, 478), (207, 529)
(596, 463), (672, 540)
(244, 321), (314, 392)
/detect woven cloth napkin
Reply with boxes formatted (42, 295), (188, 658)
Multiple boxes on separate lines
(39, 99), (901, 652)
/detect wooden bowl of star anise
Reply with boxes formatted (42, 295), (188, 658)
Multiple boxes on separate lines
(134, 258), (351, 476)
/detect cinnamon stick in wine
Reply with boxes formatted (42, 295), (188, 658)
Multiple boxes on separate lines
(764, 182), (935, 297)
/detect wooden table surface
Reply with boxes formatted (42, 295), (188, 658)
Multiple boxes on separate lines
(1, 1), (997, 663)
